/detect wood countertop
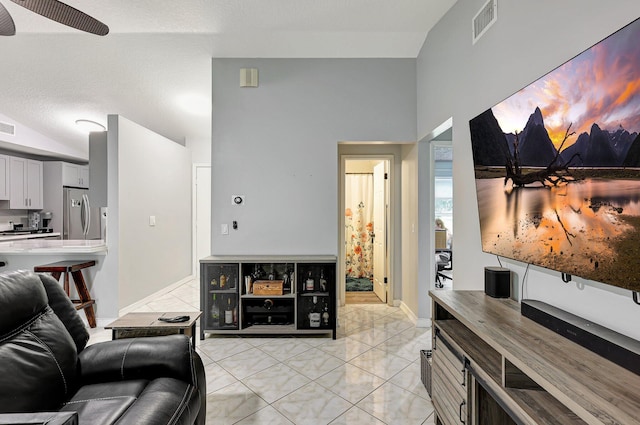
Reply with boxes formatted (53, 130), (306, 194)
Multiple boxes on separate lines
(430, 290), (640, 425)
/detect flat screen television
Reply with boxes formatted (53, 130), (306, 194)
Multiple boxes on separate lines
(469, 17), (640, 292)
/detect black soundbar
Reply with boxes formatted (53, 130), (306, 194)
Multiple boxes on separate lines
(521, 299), (640, 376)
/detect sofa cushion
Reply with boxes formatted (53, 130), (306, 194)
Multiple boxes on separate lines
(61, 380), (148, 425)
(0, 308), (78, 412)
(109, 378), (199, 425)
(62, 378), (198, 425)
(0, 270), (48, 335)
(38, 272), (89, 353)
(78, 335), (196, 385)
(0, 271), (79, 412)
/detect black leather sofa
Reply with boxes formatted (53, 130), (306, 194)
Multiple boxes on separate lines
(0, 270), (206, 425)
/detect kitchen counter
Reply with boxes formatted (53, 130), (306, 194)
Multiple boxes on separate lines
(0, 232), (61, 242)
(0, 238), (107, 254)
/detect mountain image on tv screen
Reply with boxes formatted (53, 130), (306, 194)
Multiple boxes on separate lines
(469, 17), (640, 292)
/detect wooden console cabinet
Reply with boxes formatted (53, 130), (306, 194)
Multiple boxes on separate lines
(429, 290), (640, 425)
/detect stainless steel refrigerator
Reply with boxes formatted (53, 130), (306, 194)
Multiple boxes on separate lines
(63, 187), (102, 240)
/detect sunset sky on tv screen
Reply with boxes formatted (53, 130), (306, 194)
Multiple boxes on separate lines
(493, 18), (640, 150)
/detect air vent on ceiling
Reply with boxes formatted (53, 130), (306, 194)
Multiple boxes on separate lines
(472, 0), (497, 44)
(0, 121), (15, 136)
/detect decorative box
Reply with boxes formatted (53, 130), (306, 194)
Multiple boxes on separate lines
(252, 280), (284, 296)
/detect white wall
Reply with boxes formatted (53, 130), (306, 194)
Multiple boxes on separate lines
(417, 0), (640, 339)
(211, 59), (417, 258)
(186, 135), (212, 165)
(109, 115), (193, 308)
(0, 112), (87, 161)
(401, 143), (419, 314)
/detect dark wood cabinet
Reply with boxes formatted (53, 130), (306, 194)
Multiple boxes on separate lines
(200, 256), (336, 339)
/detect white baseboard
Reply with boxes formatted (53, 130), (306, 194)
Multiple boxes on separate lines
(399, 301), (418, 324)
(397, 301), (431, 328)
(119, 275), (195, 316)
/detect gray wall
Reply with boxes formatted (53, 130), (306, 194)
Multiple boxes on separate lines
(211, 59), (417, 257)
(417, 0), (640, 339)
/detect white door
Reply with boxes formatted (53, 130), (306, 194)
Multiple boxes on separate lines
(373, 161), (387, 302)
(195, 166), (211, 278)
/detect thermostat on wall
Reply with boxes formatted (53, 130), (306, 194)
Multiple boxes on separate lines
(232, 195), (245, 205)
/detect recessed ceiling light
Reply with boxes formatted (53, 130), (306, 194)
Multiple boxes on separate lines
(75, 119), (106, 133)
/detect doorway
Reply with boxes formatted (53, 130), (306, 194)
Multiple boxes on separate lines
(343, 158), (389, 304)
(429, 131), (453, 290)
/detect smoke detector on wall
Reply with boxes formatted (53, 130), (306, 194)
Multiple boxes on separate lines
(472, 0), (497, 44)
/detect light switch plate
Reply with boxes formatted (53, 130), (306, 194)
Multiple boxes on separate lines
(149, 215), (156, 226)
(221, 224), (229, 235)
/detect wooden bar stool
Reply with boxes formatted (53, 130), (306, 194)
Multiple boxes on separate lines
(34, 260), (97, 328)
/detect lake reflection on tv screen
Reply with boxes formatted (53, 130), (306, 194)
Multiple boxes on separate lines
(476, 177), (640, 291)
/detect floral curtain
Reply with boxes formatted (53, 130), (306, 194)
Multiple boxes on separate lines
(345, 173), (374, 279)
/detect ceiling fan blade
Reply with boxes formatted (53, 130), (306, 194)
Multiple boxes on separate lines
(0, 2), (16, 36)
(9, 0), (108, 35)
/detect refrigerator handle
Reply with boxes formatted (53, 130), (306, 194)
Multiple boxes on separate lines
(85, 195), (91, 236)
(80, 195), (86, 235)
(64, 191), (70, 239)
(82, 194), (91, 236)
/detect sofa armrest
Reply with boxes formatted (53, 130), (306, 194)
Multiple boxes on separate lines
(78, 334), (196, 386)
(0, 412), (77, 425)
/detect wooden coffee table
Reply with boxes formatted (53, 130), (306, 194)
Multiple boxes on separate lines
(105, 312), (202, 346)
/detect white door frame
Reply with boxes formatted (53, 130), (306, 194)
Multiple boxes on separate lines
(339, 154), (395, 307)
(418, 117), (453, 324)
(192, 163), (211, 278)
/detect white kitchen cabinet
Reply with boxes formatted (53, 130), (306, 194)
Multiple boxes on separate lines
(0, 154), (10, 200)
(9, 157), (43, 209)
(62, 162), (89, 188)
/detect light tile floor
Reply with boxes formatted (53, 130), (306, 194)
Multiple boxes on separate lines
(88, 279), (436, 425)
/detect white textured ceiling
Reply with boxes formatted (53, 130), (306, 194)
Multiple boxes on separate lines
(0, 0), (457, 160)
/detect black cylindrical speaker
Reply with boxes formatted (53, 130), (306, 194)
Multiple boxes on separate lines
(484, 266), (511, 298)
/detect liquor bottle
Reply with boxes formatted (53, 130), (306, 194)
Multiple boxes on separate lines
(282, 264), (291, 292)
(268, 264), (275, 281)
(220, 266), (227, 289)
(322, 300), (330, 326)
(308, 296), (321, 328)
(211, 294), (220, 325)
(289, 269), (295, 293)
(210, 277), (219, 290)
(224, 297), (233, 325)
(305, 271), (315, 292)
(319, 269), (327, 292)
(252, 263), (264, 281)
